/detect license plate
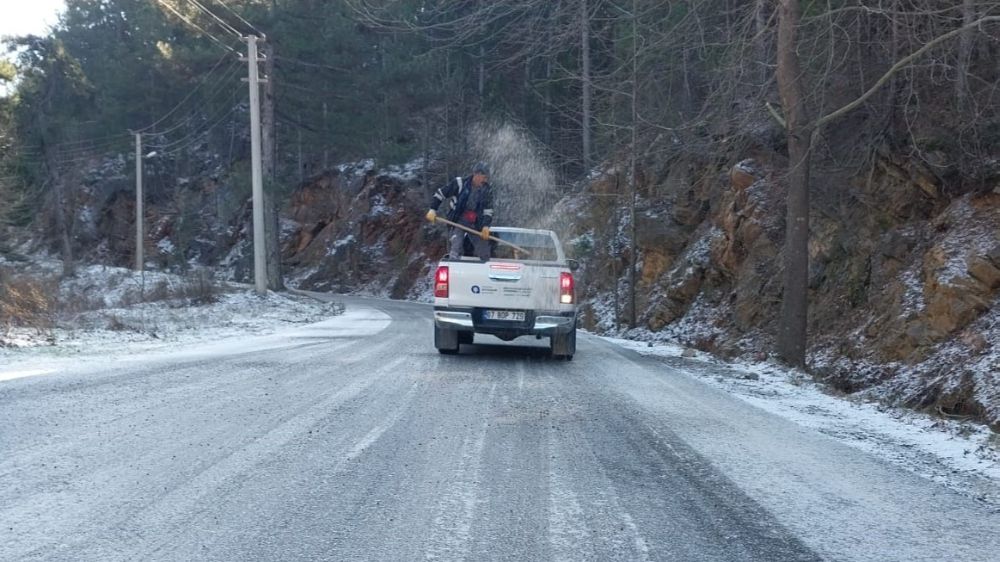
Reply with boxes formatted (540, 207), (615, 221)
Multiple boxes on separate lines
(484, 309), (525, 321)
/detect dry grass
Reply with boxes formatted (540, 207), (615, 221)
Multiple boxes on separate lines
(116, 270), (222, 308)
(1, 266), (225, 343)
(0, 268), (55, 335)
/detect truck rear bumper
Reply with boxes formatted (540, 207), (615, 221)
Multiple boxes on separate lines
(434, 310), (476, 329)
(434, 307), (575, 337)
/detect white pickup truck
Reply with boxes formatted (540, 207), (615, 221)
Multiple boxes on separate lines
(432, 227), (579, 359)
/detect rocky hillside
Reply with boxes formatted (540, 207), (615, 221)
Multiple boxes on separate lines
(280, 163), (443, 300)
(4, 144), (999, 431)
(557, 148), (1000, 432)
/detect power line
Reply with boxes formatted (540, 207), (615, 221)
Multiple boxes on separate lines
(156, 105), (243, 157)
(135, 49), (238, 132)
(8, 132), (129, 154)
(273, 55), (348, 72)
(144, 92), (247, 153)
(6, 134), (131, 160)
(47, 132), (130, 148)
(140, 59), (243, 137)
(142, 70), (242, 142)
(185, 0), (243, 38)
(154, 0), (237, 53)
(210, 0), (264, 36)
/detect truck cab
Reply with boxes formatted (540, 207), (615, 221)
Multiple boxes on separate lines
(432, 227), (578, 359)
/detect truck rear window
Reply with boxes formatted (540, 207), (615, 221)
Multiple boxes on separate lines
(491, 232), (559, 261)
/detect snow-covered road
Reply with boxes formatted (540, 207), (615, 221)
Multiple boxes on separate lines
(1, 296), (997, 561)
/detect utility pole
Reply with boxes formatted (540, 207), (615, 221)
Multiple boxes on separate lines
(243, 35), (267, 295)
(134, 132), (143, 271)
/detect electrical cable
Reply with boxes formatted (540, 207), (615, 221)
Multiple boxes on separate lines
(135, 49), (238, 132)
(273, 55), (347, 72)
(210, 0), (264, 36)
(141, 59), (243, 138)
(144, 92), (247, 154)
(45, 132), (130, 148)
(7, 131), (129, 155)
(5, 135), (130, 160)
(185, 0), (243, 38)
(153, 104), (242, 157)
(142, 86), (243, 147)
(154, 0), (237, 53)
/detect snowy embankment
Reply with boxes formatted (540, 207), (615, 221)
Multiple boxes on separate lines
(604, 335), (1000, 511)
(1, 263), (342, 378)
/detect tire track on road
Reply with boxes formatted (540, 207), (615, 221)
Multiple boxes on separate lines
(423, 381), (497, 561)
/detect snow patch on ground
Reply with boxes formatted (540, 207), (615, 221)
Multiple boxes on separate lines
(935, 196), (996, 285)
(899, 266), (924, 312)
(381, 157), (425, 181)
(156, 237), (175, 255)
(337, 158), (376, 174)
(369, 194), (392, 216)
(603, 335), (1000, 509)
(1, 264), (344, 373)
(329, 234), (357, 254)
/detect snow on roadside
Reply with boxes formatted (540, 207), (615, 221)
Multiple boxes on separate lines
(603, 336), (1000, 510)
(1, 264), (343, 374)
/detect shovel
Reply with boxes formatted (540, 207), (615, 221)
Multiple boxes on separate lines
(432, 216), (533, 257)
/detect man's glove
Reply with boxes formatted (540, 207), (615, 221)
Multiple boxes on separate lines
(480, 226), (490, 240)
(425, 209), (437, 223)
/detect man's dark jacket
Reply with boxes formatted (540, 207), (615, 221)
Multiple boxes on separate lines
(429, 176), (495, 230)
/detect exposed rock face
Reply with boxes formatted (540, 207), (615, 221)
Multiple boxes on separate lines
(853, 194), (1000, 365)
(282, 170), (444, 300)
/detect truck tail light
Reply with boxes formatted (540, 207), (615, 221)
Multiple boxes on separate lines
(434, 266), (450, 298)
(560, 272), (574, 304)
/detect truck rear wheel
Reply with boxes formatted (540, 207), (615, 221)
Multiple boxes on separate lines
(435, 325), (460, 354)
(550, 325), (576, 360)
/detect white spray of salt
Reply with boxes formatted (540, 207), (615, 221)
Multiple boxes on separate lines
(468, 121), (559, 229)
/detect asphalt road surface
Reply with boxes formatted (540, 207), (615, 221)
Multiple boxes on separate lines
(2, 296), (998, 561)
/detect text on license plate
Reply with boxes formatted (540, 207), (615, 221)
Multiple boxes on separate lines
(484, 310), (526, 321)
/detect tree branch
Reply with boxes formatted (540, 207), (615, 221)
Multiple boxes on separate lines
(816, 14), (1000, 129)
(766, 101), (786, 128)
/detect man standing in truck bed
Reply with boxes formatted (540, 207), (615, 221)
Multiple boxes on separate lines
(425, 162), (495, 261)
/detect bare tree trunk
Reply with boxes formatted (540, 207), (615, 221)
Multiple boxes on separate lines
(886, 0), (902, 133)
(261, 42), (283, 291)
(297, 129), (303, 184)
(612, 155), (621, 332)
(544, 56), (553, 146)
(322, 102), (329, 171)
(776, 0), (811, 367)
(49, 160), (75, 278)
(580, 0), (592, 173)
(628, 0), (638, 330)
(522, 57), (531, 126)
(262, 43), (275, 182)
(956, 0), (975, 110)
(38, 103), (74, 277)
(478, 44), (486, 111)
(755, 0), (769, 87)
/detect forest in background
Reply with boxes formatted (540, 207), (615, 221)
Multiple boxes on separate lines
(1, 1), (1000, 369)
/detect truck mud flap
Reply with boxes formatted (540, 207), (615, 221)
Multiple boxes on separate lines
(435, 325), (460, 354)
(550, 327), (576, 360)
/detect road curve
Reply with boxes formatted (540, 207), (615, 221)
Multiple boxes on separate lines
(1, 296), (997, 561)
